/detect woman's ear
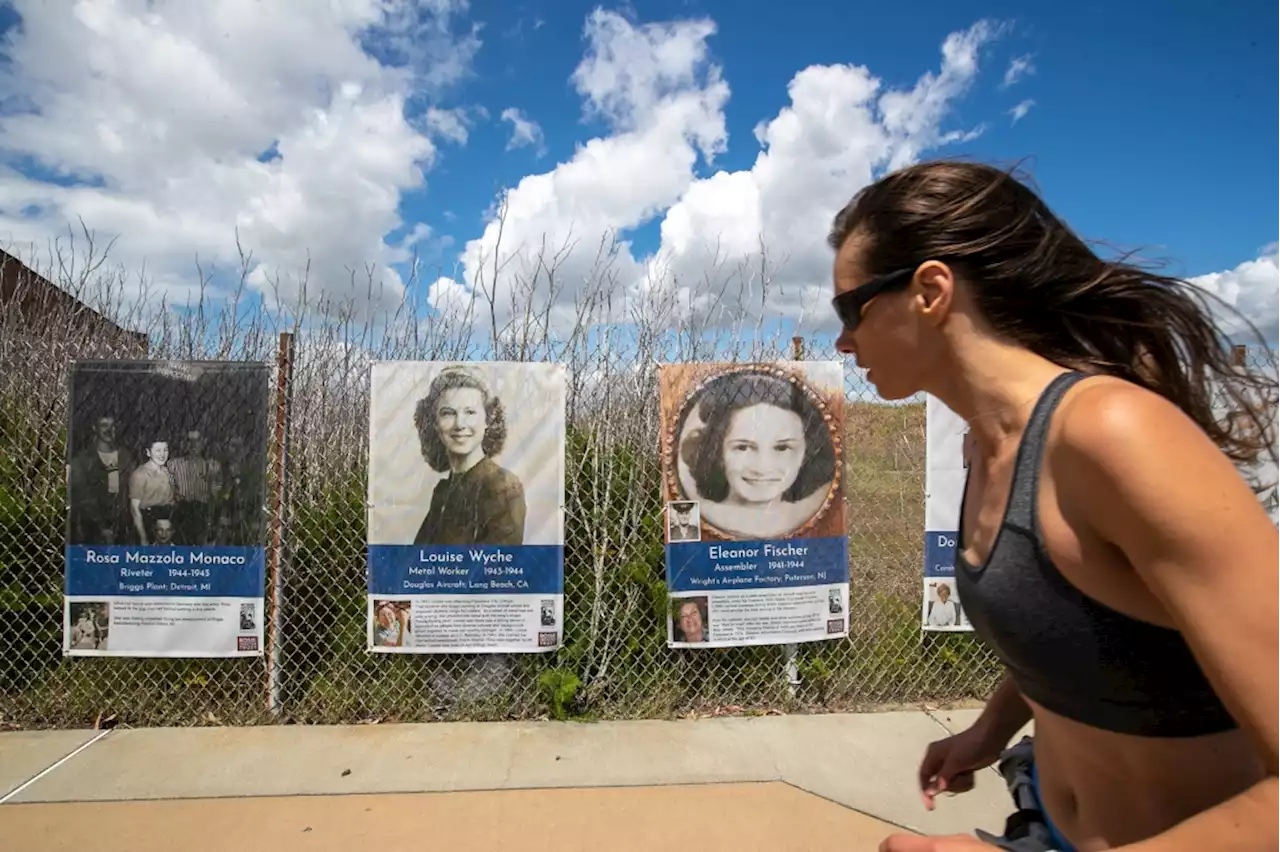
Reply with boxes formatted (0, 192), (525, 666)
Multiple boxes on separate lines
(913, 260), (955, 325)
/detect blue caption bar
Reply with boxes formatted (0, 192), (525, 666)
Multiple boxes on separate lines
(65, 546), (265, 597)
(367, 544), (564, 596)
(665, 536), (849, 593)
(924, 530), (958, 577)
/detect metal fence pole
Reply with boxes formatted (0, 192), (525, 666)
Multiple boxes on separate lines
(266, 331), (295, 717)
(782, 335), (807, 697)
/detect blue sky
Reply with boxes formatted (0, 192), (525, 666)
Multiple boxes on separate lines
(421, 0), (1277, 277)
(0, 0), (1274, 343)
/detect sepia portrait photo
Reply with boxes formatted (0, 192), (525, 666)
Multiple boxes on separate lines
(367, 362), (566, 548)
(659, 362), (845, 541)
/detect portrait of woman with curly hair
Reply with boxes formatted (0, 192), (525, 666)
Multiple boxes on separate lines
(411, 366), (527, 546)
(674, 368), (838, 539)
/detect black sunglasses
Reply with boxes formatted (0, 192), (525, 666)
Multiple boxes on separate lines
(830, 266), (917, 332)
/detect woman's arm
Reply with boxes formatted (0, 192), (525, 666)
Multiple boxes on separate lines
(966, 674), (1032, 751)
(129, 499), (147, 544)
(1056, 380), (1278, 852)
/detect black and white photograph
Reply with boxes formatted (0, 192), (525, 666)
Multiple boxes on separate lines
(66, 360), (271, 547)
(67, 601), (110, 651)
(666, 500), (701, 543)
(540, 598), (556, 626)
(239, 602), (257, 632)
(367, 362), (567, 547)
(660, 362), (845, 541)
(828, 588), (844, 615)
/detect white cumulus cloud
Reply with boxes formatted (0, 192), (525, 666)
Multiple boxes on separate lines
(430, 8), (730, 335)
(0, 0), (480, 313)
(500, 107), (545, 155)
(431, 16), (1007, 337)
(1190, 244), (1280, 344)
(641, 18), (1005, 330)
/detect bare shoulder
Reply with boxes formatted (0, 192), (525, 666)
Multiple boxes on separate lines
(1054, 375), (1238, 474)
(1049, 374), (1274, 548)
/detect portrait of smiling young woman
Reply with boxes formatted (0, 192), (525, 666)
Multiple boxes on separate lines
(828, 161), (1278, 852)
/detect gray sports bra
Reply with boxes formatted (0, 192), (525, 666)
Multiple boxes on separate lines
(954, 371), (1237, 737)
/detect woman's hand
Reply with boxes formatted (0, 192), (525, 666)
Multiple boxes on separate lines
(879, 832), (999, 852)
(917, 724), (1008, 810)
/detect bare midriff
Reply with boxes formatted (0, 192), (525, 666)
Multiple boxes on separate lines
(1027, 698), (1265, 851)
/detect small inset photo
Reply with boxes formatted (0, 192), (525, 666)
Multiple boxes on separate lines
(372, 599), (413, 648)
(670, 595), (709, 644)
(540, 598), (556, 627)
(68, 601), (111, 651)
(239, 602), (257, 632)
(666, 500), (701, 543)
(828, 587), (844, 615)
(924, 578), (965, 629)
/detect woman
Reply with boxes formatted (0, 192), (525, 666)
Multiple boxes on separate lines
(373, 601), (410, 647)
(926, 581), (959, 628)
(412, 366), (526, 546)
(672, 597), (709, 643)
(826, 161), (1277, 852)
(678, 369), (836, 538)
(128, 438), (177, 545)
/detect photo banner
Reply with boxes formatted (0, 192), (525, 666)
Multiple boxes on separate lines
(660, 361), (850, 649)
(64, 360), (271, 658)
(1210, 377), (1279, 526)
(923, 395), (972, 632)
(366, 361), (566, 653)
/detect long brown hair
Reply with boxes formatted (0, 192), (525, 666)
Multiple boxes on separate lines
(829, 159), (1277, 467)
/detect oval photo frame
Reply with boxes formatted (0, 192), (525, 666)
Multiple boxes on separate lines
(662, 363), (843, 541)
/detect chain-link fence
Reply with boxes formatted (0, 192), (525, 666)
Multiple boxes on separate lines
(2, 250), (1274, 730)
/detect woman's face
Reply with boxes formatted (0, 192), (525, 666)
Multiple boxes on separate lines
(376, 606), (393, 628)
(831, 237), (941, 402)
(435, 387), (486, 458)
(721, 403), (805, 504)
(678, 602), (704, 641)
(937, 584), (950, 602)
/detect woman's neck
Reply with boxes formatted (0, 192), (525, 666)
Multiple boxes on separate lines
(925, 336), (1071, 455)
(448, 448), (485, 475)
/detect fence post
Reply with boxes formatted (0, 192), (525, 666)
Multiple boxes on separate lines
(266, 331), (295, 717)
(782, 335), (806, 697)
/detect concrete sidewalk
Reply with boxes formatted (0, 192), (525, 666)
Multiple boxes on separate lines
(0, 707), (1026, 851)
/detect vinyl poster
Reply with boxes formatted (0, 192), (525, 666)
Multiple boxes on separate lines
(659, 361), (850, 648)
(366, 362), (566, 653)
(923, 395), (973, 632)
(64, 360), (270, 657)
(1211, 373), (1279, 525)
